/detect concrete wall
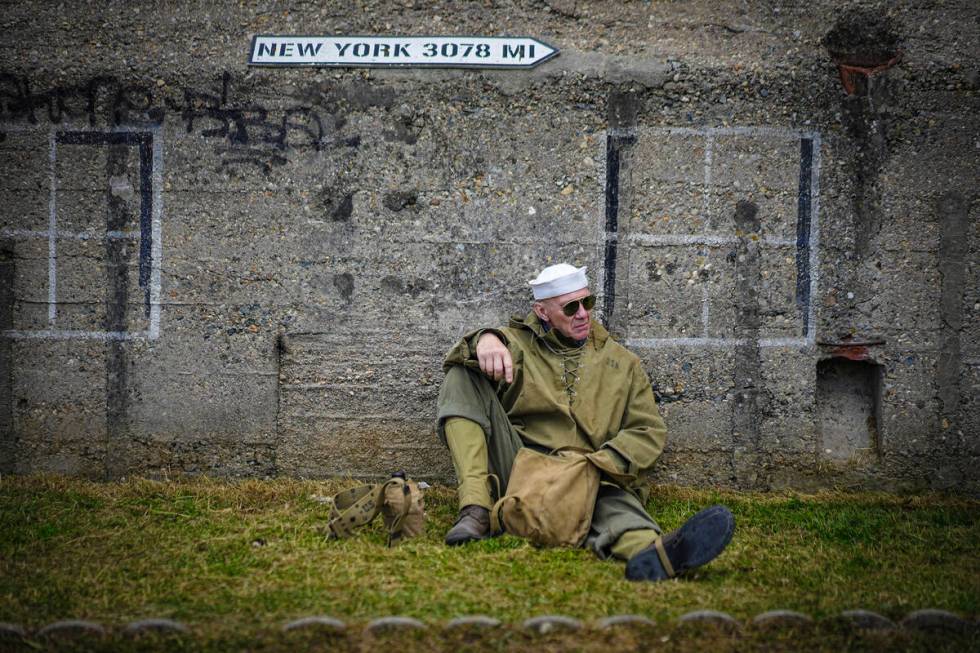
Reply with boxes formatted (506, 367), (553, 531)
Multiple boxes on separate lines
(0, 1), (976, 493)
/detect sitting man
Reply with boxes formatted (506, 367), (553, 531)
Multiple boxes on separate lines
(436, 263), (734, 581)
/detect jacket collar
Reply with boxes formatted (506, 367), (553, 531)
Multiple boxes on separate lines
(509, 311), (609, 350)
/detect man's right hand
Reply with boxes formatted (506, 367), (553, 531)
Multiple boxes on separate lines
(476, 332), (513, 384)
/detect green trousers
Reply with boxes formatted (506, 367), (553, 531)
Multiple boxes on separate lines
(437, 366), (661, 560)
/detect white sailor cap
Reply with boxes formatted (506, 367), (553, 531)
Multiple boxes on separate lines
(528, 263), (589, 300)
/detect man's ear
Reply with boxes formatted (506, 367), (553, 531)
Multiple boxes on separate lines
(532, 301), (550, 322)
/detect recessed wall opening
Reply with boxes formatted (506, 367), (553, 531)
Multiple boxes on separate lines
(816, 357), (883, 462)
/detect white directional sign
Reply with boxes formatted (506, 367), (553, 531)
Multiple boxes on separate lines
(249, 35), (558, 69)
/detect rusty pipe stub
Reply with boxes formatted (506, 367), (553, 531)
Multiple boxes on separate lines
(817, 338), (886, 361)
(833, 52), (902, 95)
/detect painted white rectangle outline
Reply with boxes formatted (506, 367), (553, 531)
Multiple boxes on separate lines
(600, 125), (821, 350)
(0, 124), (164, 340)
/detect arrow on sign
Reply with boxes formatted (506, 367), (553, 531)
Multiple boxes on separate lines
(249, 35), (559, 69)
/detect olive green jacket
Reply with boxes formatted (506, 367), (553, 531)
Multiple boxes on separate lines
(443, 312), (667, 498)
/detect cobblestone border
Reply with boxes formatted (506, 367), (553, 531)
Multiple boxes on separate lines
(365, 616), (426, 633)
(523, 615), (583, 634)
(122, 619), (189, 636)
(4, 609), (973, 640)
(445, 615), (502, 629)
(678, 610), (741, 631)
(37, 620), (107, 639)
(901, 609), (970, 633)
(0, 623), (27, 641)
(836, 609), (895, 630)
(751, 610), (814, 628)
(282, 616), (346, 632)
(596, 614), (656, 629)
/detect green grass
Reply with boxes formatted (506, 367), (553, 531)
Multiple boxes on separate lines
(0, 475), (977, 652)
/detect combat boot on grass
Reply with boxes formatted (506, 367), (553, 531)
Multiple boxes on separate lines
(445, 504), (491, 546)
(625, 505), (735, 582)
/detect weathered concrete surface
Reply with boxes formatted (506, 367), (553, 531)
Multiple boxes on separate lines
(0, 1), (976, 492)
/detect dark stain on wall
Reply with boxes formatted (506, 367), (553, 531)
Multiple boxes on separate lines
(601, 90), (639, 328)
(731, 199), (767, 486)
(937, 191), (967, 440)
(333, 273), (355, 303)
(328, 192), (354, 222)
(381, 275), (431, 298)
(383, 190), (418, 212)
(0, 246), (13, 474)
(104, 141), (133, 479)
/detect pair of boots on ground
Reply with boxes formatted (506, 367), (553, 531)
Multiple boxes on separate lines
(446, 503), (735, 582)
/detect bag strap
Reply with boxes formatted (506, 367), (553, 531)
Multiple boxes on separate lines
(328, 478), (418, 546)
(653, 536), (676, 578)
(381, 478), (413, 546)
(489, 495), (518, 535)
(487, 473), (501, 502)
(327, 484), (385, 539)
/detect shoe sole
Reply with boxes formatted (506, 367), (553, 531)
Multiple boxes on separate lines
(625, 505), (735, 581)
(445, 533), (489, 546)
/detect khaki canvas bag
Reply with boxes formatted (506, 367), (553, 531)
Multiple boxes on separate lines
(326, 474), (425, 546)
(490, 447), (600, 548)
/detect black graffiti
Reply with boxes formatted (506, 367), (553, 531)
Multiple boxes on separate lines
(176, 72), (328, 172)
(0, 74), (162, 127)
(0, 72), (346, 173)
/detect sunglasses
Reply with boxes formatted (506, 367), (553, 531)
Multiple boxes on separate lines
(560, 294), (596, 317)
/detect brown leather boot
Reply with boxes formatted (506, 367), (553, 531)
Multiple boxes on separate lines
(444, 504), (490, 546)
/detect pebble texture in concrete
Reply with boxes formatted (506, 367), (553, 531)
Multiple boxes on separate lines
(0, 2), (976, 495)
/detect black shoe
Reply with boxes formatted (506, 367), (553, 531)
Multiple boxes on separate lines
(625, 505), (735, 582)
(445, 505), (491, 546)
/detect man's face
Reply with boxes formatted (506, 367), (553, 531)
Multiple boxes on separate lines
(533, 287), (593, 341)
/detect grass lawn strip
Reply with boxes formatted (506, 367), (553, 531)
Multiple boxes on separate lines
(0, 476), (976, 651)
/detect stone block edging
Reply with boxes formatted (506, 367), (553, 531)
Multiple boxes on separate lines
(900, 609), (970, 633)
(751, 610), (814, 627)
(37, 620), (107, 638)
(677, 610), (741, 631)
(446, 615), (502, 629)
(365, 616), (426, 633)
(523, 615), (583, 634)
(282, 616), (346, 632)
(837, 609), (895, 630)
(0, 623), (27, 640)
(123, 618), (189, 636)
(3, 609), (974, 640)
(597, 614), (657, 629)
